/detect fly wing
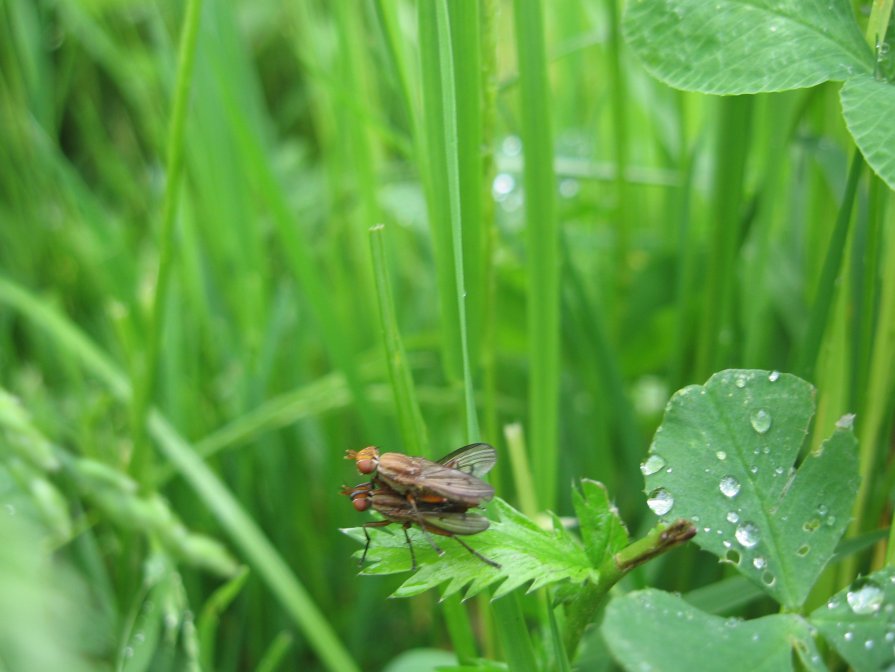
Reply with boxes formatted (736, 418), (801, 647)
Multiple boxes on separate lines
(377, 451), (495, 507)
(409, 461), (495, 507)
(420, 510), (490, 536)
(437, 443), (497, 478)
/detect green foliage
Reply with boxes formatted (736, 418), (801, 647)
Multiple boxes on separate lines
(623, 0), (872, 94)
(602, 560), (895, 671)
(643, 369), (858, 608)
(2, 0), (894, 669)
(602, 369), (883, 670)
(344, 497), (597, 600)
(811, 567), (895, 670)
(343, 479), (629, 604)
(603, 589), (824, 672)
(841, 75), (895, 192)
(624, 0), (895, 190)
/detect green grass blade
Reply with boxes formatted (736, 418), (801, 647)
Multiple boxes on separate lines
(130, 0), (203, 485)
(796, 151), (864, 380)
(694, 96), (752, 379)
(0, 277), (360, 672)
(513, 0), (559, 510)
(369, 224), (428, 455)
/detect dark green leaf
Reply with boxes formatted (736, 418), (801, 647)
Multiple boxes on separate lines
(643, 369), (858, 609)
(841, 75), (895, 191)
(602, 589), (823, 672)
(573, 479), (629, 566)
(623, 0), (873, 94)
(810, 566), (895, 671)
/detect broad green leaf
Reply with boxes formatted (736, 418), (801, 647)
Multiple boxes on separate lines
(342, 498), (596, 600)
(841, 75), (895, 191)
(810, 567), (895, 671)
(573, 479), (629, 567)
(602, 589), (824, 672)
(623, 0), (873, 94)
(381, 648), (457, 672)
(643, 369), (858, 609)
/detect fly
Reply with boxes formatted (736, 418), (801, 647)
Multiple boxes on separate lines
(345, 443), (496, 509)
(342, 480), (499, 570)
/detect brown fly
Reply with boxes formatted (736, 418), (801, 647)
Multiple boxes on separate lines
(341, 480), (499, 570)
(345, 442), (497, 509)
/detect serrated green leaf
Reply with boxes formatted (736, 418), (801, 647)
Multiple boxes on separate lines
(810, 567), (895, 670)
(623, 0), (873, 94)
(573, 479), (629, 567)
(602, 589), (823, 672)
(341, 498), (597, 600)
(643, 369), (858, 609)
(841, 75), (895, 191)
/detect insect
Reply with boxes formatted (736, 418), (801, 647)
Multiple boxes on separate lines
(341, 480), (499, 570)
(345, 442), (497, 509)
(343, 443), (500, 569)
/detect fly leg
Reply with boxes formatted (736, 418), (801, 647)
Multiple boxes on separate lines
(453, 537), (501, 569)
(360, 520), (392, 566)
(405, 494), (446, 556)
(401, 523), (417, 571)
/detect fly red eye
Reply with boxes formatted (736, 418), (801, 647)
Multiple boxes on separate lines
(356, 458), (376, 475)
(352, 497), (371, 512)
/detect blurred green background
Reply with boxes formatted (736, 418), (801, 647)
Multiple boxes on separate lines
(1, 0), (893, 669)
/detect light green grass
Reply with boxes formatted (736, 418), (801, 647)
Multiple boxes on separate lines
(1, 1), (892, 669)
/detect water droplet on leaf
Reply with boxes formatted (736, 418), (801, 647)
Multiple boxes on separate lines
(646, 488), (674, 516)
(735, 522), (760, 548)
(847, 583), (883, 615)
(719, 476), (741, 498)
(750, 409), (772, 434)
(640, 454), (667, 475)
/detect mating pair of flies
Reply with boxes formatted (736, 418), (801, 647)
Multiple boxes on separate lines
(342, 443), (501, 570)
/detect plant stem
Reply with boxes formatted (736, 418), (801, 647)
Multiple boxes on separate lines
(130, 0), (203, 487)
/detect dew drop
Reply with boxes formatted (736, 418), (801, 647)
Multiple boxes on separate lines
(502, 135), (522, 157)
(492, 173), (516, 199)
(753, 556), (767, 569)
(719, 476), (741, 498)
(750, 409), (772, 434)
(559, 178), (580, 199)
(647, 488), (674, 516)
(864, 639), (874, 650)
(735, 522), (760, 548)
(640, 454), (667, 476)
(768, 371), (780, 382)
(735, 375), (747, 388)
(726, 511), (740, 524)
(716, 450), (727, 461)
(847, 583), (883, 615)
